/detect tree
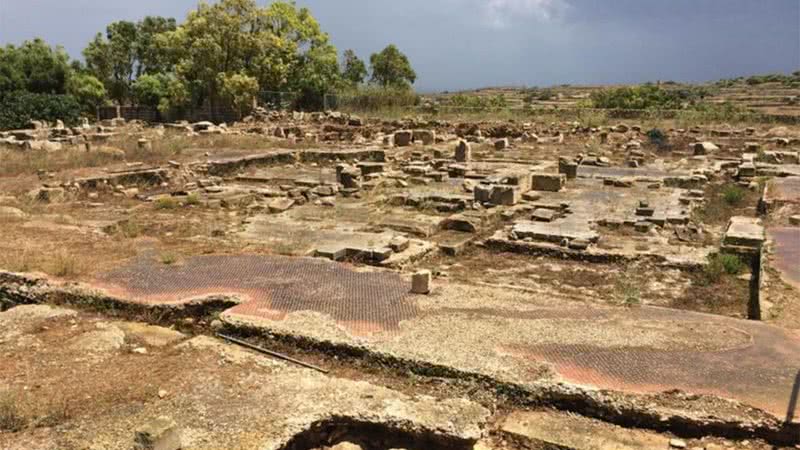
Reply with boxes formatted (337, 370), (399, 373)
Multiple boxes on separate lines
(67, 73), (107, 114)
(369, 45), (416, 88)
(219, 72), (259, 117)
(0, 39), (71, 94)
(84, 17), (176, 105)
(341, 49), (367, 85)
(158, 0), (339, 111)
(135, 16), (177, 76)
(131, 73), (168, 108)
(0, 45), (24, 93)
(83, 33), (113, 93)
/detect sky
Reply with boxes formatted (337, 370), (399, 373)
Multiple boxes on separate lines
(1, 0), (798, 92)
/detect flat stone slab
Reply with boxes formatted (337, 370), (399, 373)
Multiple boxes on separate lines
(512, 220), (599, 243)
(0, 305), (488, 450)
(723, 216), (765, 249)
(769, 226), (800, 289)
(501, 410), (670, 450)
(532, 208), (558, 222)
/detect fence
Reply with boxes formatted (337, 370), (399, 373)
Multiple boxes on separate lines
(98, 104), (242, 124)
(97, 91), (302, 124)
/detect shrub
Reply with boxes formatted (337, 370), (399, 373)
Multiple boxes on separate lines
(702, 253), (745, 285)
(160, 252), (177, 265)
(646, 128), (668, 148)
(719, 254), (744, 275)
(184, 193), (200, 206)
(590, 84), (711, 111)
(154, 197), (177, 210)
(723, 185), (745, 205)
(0, 91), (81, 130)
(117, 219), (142, 238)
(702, 255), (725, 285)
(614, 271), (642, 307)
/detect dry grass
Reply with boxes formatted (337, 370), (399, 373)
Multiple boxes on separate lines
(0, 392), (28, 432)
(0, 391), (73, 432)
(0, 147), (122, 178)
(50, 250), (80, 277)
(0, 132), (306, 179)
(692, 182), (759, 226)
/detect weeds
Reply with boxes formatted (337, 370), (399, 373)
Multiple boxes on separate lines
(702, 253), (744, 285)
(160, 252), (177, 265)
(722, 185), (745, 205)
(51, 250), (79, 277)
(615, 273), (641, 307)
(117, 219), (142, 238)
(693, 183), (755, 225)
(154, 197), (178, 210)
(0, 391), (72, 432)
(0, 393), (27, 432)
(185, 193), (200, 206)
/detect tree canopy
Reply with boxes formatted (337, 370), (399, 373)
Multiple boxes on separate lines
(1, 0), (419, 123)
(341, 49), (368, 85)
(83, 17), (177, 105)
(152, 0), (342, 112)
(0, 39), (71, 94)
(370, 45), (416, 88)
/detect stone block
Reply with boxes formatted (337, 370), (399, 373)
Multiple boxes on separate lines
(389, 236), (410, 252)
(532, 208), (557, 222)
(738, 162), (756, 178)
(358, 162), (385, 176)
(394, 130), (413, 147)
(494, 138), (509, 150)
(134, 416), (181, 450)
(474, 185), (492, 203)
(558, 159), (578, 179)
(723, 216), (765, 249)
(693, 141), (719, 155)
(412, 270), (431, 294)
(530, 173), (566, 192)
(455, 139), (471, 162)
(489, 185), (519, 206)
(267, 198), (295, 213)
(413, 129), (435, 145)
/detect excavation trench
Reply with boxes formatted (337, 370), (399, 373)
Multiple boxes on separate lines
(275, 418), (475, 450)
(1, 272), (798, 447)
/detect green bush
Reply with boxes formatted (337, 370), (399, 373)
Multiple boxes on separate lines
(722, 185), (745, 205)
(719, 254), (744, 275)
(448, 93), (508, 111)
(590, 84), (709, 110)
(703, 254), (744, 285)
(0, 91), (81, 130)
(154, 197), (178, 210)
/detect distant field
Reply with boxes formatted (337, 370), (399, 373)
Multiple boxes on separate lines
(420, 81), (800, 117)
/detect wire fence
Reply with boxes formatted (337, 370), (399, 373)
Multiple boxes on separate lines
(260, 90), (303, 111)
